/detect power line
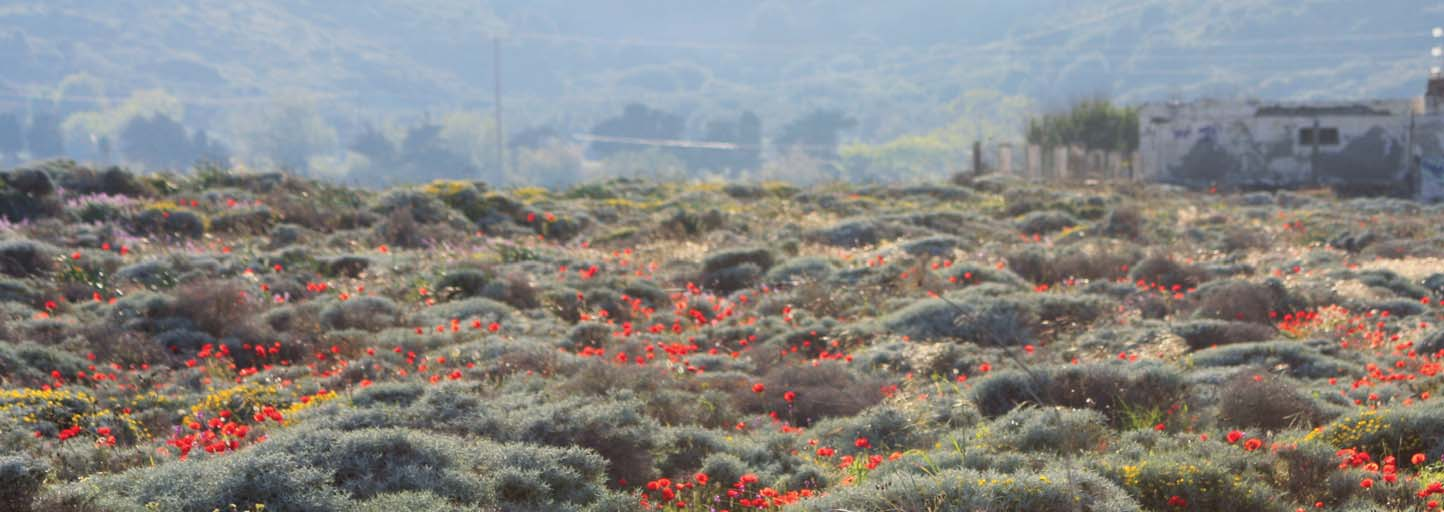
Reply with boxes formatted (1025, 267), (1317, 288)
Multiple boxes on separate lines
(574, 133), (747, 150)
(573, 133), (844, 151)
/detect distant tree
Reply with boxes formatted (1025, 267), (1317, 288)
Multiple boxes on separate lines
(776, 109), (856, 161)
(119, 114), (193, 169)
(510, 126), (562, 151)
(398, 122), (478, 182)
(25, 112), (64, 159)
(588, 103), (683, 160)
(0, 112), (21, 163)
(231, 98), (337, 174)
(349, 124), (396, 166)
(683, 111), (762, 173)
(116, 114), (227, 170)
(1025, 98), (1138, 153)
(192, 129), (229, 165)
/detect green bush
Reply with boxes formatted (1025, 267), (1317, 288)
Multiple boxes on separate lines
(1171, 320), (1276, 350)
(1216, 370), (1329, 430)
(789, 466), (1141, 512)
(737, 361), (883, 426)
(968, 362), (1186, 425)
(1128, 256), (1205, 289)
(882, 296), (1036, 345)
(320, 255), (372, 278)
(982, 406), (1110, 454)
(700, 247), (774, 293)
(1190, 340), (1352, 379)
(1189, 278), (1294, 324)
(132, 208), (207, 238)
(1313, 401), (1444, 458)
(0, 239), (57, 277)
(1016, 210), (1079, 235)
(43, 425), (616, 512)
(0, 454), (49, 512)
(764, 256), (836, 284)
(321, 296), (405, 332)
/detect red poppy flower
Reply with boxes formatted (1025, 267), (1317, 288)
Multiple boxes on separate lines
(1226, 430), (1244, 444)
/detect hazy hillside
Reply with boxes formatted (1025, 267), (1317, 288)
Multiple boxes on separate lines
(3, 1), (1436, 117)
(0, 1), (1437, 182)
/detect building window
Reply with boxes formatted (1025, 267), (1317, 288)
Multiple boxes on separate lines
(1299, 127), (1340, 146)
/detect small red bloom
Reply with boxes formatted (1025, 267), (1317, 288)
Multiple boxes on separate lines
(1226, 430), (1244, 444)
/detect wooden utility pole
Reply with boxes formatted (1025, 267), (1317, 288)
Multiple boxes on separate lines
(493, 36), (505, 177)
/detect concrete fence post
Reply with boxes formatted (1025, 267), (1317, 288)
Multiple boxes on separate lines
(1027, 144), (1042, 180)
(1053, 146), (1068, 181)
(998, 143), (1013, 175)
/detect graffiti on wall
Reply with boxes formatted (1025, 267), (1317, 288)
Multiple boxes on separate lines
(1139, 101), (1420, 196)
(1422, 157), (1444, 202)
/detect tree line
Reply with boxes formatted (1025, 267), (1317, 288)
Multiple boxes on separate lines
(1, 94), (1136, 187)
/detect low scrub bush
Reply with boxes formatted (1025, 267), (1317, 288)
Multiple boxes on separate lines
(790, 466), (1140, 512)
(763, 256), (836, 284)
(1171, 320), (1277, 350)
(320, 296), (405, 332)
(700, 247), (774, 294)
(1128, 256), (1207, 290)
(736, 361), (884, 426)
(882, 296), (1036, 345)
(969, 362), (1187, 425)
(1190, 340), (1352, 379)
(983, 406), (1110, 454)
(0, 239), (57, 277)
(1016, 209), (1079, 235)
(1312, 401), (1444, 458)
(1189, 278), (1293, 324)
(1216, 370), (1328, 430)
(131, 207), (207, 238)
(0, 454), (49, 512)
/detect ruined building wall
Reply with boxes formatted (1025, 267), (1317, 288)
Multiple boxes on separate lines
(1138, 100), (1418, 196)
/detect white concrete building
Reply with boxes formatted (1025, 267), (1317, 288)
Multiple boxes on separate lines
(1138, 80), (1444, 201)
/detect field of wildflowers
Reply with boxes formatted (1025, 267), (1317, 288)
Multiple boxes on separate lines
(2, 160), (1444, 511)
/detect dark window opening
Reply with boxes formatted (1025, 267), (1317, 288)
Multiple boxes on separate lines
(1299, 127), (1340, 146)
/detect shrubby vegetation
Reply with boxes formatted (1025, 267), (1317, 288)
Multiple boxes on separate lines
(0, 162), (1441, 511)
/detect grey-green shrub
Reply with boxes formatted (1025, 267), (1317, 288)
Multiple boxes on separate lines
(0, 239), (56, 277)
(0, 454), (48, 512)
(320, 296), (404, 332)
(787, 466), (1141, 512)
